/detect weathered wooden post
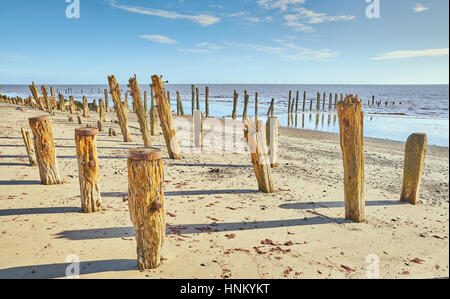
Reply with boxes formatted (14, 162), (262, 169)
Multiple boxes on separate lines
(205, 86), (210, 118)
(302, 91), (306, 112)
(244, 118), (274, 193)
(99, 98), (106, 122)
(69, 96), (76, 114)
(255, 92), (259, 122)
(266, 117), (279, 168)
(287, 91), (292, 126)
(176, 91), (181, 116)
(196, 87), (200, 111)
(77, 116), (83, 125)
(267, 98), (275, 117)
(232, 90), (238, 120)
(83, 96), (89, 117)
(329, 93), (333, 110)
(243, 92), (249, 120)
(323, 92), (326, 110)
(371, 96), (375, 106)
(125, 92), (130, 111)
(193, 110), (203, 148)
(58, 94), (65, 111)
(20, 128), (37, 166)
(178, 92), (185, 116)
(75, 127), (102, 213)
(93, 99), (98, 113)
(108, 75), (132, 142)
(316, 92), (320, 111)
(41, 85), (52, 113)
(400, 133), (427, 205)
(28, 116), (62, 185)
(151, 75), (182, 159)
(29, 82), (44, 110)
(97, 120), (103, 131)
(127, 147), (165, 270)
(191, 85), (195, 115)
(144, 90), (148, 113)
(104, 89), (109, 112)
(337, 95), (365, 223)
(334, 93), (338, 108)
(150, 89), (158, 136)
(129, 75), (152, 147)
(166, 91), (171, 109)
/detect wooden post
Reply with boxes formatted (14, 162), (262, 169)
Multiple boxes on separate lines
(151, 75), (182, 159)
(191, 85), (195, 115)
(316, 92), (320, 111)
(337, 96), (365, 223)
(41, 85), (52, 113)
(99, 98), (106, 122)
(267, 98), (275, 117)
(104, 89), (109, 112)
(129, 75), (152, 147)
(93, 99), (98, 113)
(108, 75), (132, 142)
(193, 110), (203, 148)
(144, 90), (148, 113)
(371, 96), (375, 106)
(75, 127), (102, 213)
(77, 116), (82, 125)
(196, 88), (200, 110)
(83, 96), (89, 117)
(128, 147), (165, 270)
(29, 82), (44, 110)
(288, 91), (292, 126)
(302, 91), (306, 112)
(329, 93), (333, 110)
(166, 91), (170, 109)
(150, 90), (158, 136)
(255, 92), (258, 122)
(97, 120), (103, 131)
(266, 117), (279, 168)
(28, 116), (62, 185)
(323, 92), (326, 110)
(69, 96), (76, 114)
(176, 91), (181, 116)
(125, 93), (129, 111)
(334, 93), (338, 108)
(177, 92), (184, 116)
(20, 128), (37, 166)
(58, 94), (65, 111)
(400, 133), (427, 205)
(109, 128), (117, 137)
(243, 93), (249, 120)
(244, 118), (274, 193)
(205, 86), (209, 118)
(232, 90), (238, 120)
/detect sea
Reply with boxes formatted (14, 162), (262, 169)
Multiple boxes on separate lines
(0, 84), (448, 147)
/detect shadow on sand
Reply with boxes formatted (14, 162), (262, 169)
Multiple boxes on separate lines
(279, 200), (407, 210)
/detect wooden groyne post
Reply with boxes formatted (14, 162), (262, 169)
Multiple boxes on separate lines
(151, 75), (182, 159)
(196, 87), (200, 111)
(232, 90), (238, 120)
(104, 89), (109, 112)
(337, 95), (365, 223)
(144, 90), (148, 113)
(150, 88), (158, 136)
(287, 91), (292, 126)
(127, 147), (165, 270)
(75, 127), (102, 213)
(205, 86), (210, 118)
(266, 117), (279, 168)
(302, 91), (306, 112)
(99, 98), (106, 122)
(316, 92), (320, 111)
(255, 92), (258, 122)
(108, 75), (132, 142)
(400, 133), (427, 205)
(20, 128), (37, 166)
(58, 94), (65, 112)
(28, 116), (62, 185)
(243, 92), (249, 120)
(191, 85), (195, 115)
(83, 96), (89, 117)
(129, 75), (152, 147)
(244, 118), (274, 193)
(267, 98), (275, 117)
(29, 82), (44, 110)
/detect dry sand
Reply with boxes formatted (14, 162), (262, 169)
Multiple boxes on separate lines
(0, 101), (448, 279)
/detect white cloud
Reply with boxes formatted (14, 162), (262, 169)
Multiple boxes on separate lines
(292, 7), (355, 24)
(413, 3), (429, 13)
(284, 14), (314, 32)
(138, 35), (178, 44)
(179, 48), (213, 54)
(257, 0), (306, 12)
(108, 1), (220, 26)
(369, 48), (449, 60)
(196, 42), (224, 50)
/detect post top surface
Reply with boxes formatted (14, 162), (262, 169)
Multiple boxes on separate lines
(75, 127), (99, 136)
(29, 115), (49, 122)
(130, 147), (162, 161)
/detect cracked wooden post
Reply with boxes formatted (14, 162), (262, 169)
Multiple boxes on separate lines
(75, 127), (102, 213)
(266, 117), (279, 168)
(128, 147), (165, 270)
(166, 91), (171, 110)
(205, 86), (210, 118)
(151, 75), (182, 159)
(83, 96), (89, 117)
(400, 133), (427, 205)
(150, 87), (158, 136)
(104, 89), (109, 112)
(41, 85), (52, 113)
(232, 90), (238, 120)
(193, 110), (203, 148)
(20, 128), (37, 166)
(244, 118), (274, 193)
(337, 95), (365, 223)
(58, 94), (65, 112)
(99, 98), (106, 122)
(129, 75), (152, 147)
(69, 96), (76, 114)
(28, 116), (62, 185)
(29, 82), (44, 110)
(108, 75), (132, 142)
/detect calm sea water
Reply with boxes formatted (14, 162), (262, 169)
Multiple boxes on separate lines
(1, 84), (448, 147)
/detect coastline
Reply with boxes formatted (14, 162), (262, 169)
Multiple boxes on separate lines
(0, 101), (448, 279)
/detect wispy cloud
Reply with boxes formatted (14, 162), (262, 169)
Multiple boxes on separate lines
(413, 3), (429, 13)
(108, 0), (220, 26)
(138, 35), (178, 44)
(257, 0), (306, 12)
(369, 48), (449, 60)
(179, 48), (213, 54)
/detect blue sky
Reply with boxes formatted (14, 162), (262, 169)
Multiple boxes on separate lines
(0, 0), (448, 84)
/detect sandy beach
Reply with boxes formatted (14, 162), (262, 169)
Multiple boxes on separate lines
(0, 101), (448, 279)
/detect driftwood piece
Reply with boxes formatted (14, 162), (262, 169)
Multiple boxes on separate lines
(127, 147), (165, 270)
(107, 75), (132, 142)
(28, 116), (62, 185)
(400, 133), (427, 205)
(337, 95), (365, 223)
(244, 118), (274, 193)
(129, 75), (152, 147)
(75, 127), (102, 213)
(151, 75), (182, 159)
(20, 128), (37, 166)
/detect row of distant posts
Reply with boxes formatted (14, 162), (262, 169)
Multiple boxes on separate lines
(10, 83), (426, 271)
